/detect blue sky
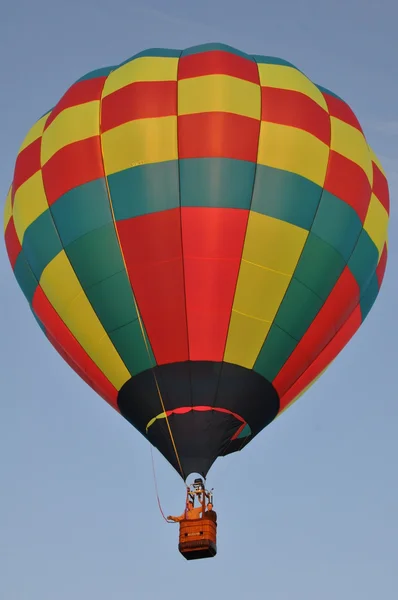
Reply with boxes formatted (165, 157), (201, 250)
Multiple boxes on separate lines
(1, 1), (397, 598)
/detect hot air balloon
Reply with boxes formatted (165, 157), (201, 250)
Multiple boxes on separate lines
(4, 42), (389, 559)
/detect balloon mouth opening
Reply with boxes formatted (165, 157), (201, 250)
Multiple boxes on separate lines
(146, 405), (252, 440)
(185, 472), (206, 484)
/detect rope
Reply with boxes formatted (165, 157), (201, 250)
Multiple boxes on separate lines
(98, 100), (184, 482)
(150, 445), (176, 524)
(100, 172), (184, 480)
(98, 103), (185, 516)
(134, 302), (184, 479)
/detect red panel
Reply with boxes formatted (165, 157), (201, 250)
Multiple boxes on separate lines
(12, 138), (42, 196)
(324, 151), (372, 222)
(45, 77), (107, 129)
(376, 244), (388, 287)
(101, 81), (178, 132)
(178, 113), (260, 162)
(41, 137), (103, 205)
(181, 207), (249, 361)
(165, 406), (244, 421)
(116, 209), (189, 365)
(273, 267), (360, 397)
(178, 50), (259, 84)
(32, 286), (118, 409)
(372, 161), (390, 214)
(322, 92), (363, 132)
(279, 305), (362, 411)
(5, 218), (22, 268)
(261, 87), (331, 145)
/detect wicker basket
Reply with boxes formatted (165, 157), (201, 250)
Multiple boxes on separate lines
(178, 518), (217, 560)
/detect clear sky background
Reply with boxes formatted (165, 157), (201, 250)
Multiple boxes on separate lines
(1, 1), (397, 598)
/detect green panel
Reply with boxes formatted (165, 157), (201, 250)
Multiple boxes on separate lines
(182, 43), (250, 59)
(86, 270), (138, 332)
(65, 223), (124, 290)
(110, 320), (156, 376)
(251, 165), (322, 230)
(179, 158), (255, 209)
(274, 279), (324, 340)
(316, 84), (342, 100)
(311, 191), (362, 262)
(254, 325), (297, 381)
(108, 161), (179, 220)
(39, 107), (54, 119)
(252, 55), (298, 68)
(76, 66), (115, 83)
(348, 229), (379, 293)
(51, 178), (113, 247)
(13, 253), (38, 304)
(120, 48), (182, 64)
(360, 272), (379, 321)
(237, 424), (252, 439)
(22, 209), (63, 280)
(294, 233), (346, 301)
(31, 309), (47, 335)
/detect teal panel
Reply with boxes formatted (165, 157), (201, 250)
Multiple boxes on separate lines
(119, 48), (181, 65)
(254, 325), (297, 381)
(22, 210), (63, 280)
(294, 233), (346, 301)
(182, 43), (250, 59)
(274, 279), (324, 340)
(251, 165), (322, 230)
(86, 270), (138, 333)
(316, 84), (342, 100)
(31, 309), (47, 335)
(51, 178), (113, 247)
(39, 107), (54, 119)
(360, 272), (379, 321)
(65, 223), (124, 290)
(237, 424), (252, 439)
(348, 230), (379, 292)
(179, 158), (255, 209)
(110, 320), (156, 375)
(252, 55), (297, 68)
(76, 66), (115, 83)
(311, 191), (362, 262)
(13, 253), (38, 304)
(108, 161), (179, 220)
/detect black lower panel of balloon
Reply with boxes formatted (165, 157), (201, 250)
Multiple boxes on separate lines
(117, 360), (280, 477)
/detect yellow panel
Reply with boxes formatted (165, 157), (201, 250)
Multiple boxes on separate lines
(3, 187), (12, 231)
(224, 310), (271, 368)
(41, 101), (100, 165)
(13, 171), (48, 243)
(223, 213), (307, 367)
(363, 193), (389, 255)
(178, 74), (260, 119)
(330, 117), (373, 183)
(232, 261), (290, 323)
(369, 146), (386, 177)
(101, 116), (178, 175)
(146, 413), (167, 432)
(257, 121), (329, 187)
(40, 251), (131, 389)
(102, 57), (179, 97)
(257, 64), (327, 110)
(243, 212), (308, 274)
(18, 112), (50, 152)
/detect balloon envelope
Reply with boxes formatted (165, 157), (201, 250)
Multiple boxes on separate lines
(4, 43), (390, 479)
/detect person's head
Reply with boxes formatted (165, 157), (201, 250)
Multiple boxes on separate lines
(207, 502), (213, 511)
(187, 501), (194, 510)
